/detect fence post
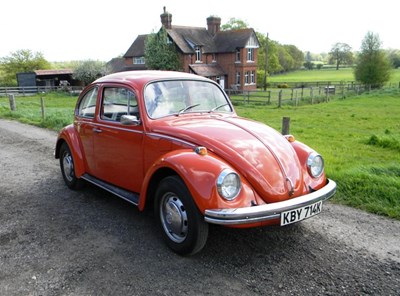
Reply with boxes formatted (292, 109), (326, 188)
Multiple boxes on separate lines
(278, 90), (282, 108)
(267, 90), (271, 105)
(8, 94), (16, 111)
(282, 117), (290, 135)
(310, 87), (314, 104)
(40, 97), (45, 119)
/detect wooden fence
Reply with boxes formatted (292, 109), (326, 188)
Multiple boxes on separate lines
(0, 86), (83, 97)
(227, 82), (400, 107)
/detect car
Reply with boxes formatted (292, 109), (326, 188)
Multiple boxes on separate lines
(55, 70), (336, 255)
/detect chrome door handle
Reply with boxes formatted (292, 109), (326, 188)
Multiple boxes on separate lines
(92, 128), (102, 133)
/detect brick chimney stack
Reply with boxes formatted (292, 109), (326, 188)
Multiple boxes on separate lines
(160, 6), (172, 29)
(207, 16), (221, 36)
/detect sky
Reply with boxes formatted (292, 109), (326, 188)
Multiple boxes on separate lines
(1, 0), (398, 62)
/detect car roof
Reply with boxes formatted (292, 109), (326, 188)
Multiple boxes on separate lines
(94, 70), (210, 85)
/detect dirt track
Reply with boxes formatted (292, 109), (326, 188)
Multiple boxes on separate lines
(0, 118), (399, 295)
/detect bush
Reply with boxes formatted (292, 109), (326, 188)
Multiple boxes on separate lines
(277, 83), (289, 88)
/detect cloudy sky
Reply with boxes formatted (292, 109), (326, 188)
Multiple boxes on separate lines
(1, 0), (398, 62)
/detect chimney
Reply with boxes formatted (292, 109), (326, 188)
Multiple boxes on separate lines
(160, 6), (172, 29)
(207, 16), (221, 36)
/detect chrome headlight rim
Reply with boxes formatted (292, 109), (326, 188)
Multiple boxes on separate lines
(216, 169), (241, 201)
(307, 152), (324, 178)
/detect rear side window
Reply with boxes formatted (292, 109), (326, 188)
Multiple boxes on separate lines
(77, 87), (98, 118)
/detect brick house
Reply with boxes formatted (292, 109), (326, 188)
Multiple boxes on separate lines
(123, 8), (260, 91)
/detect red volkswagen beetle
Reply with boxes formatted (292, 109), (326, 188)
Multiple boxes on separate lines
(55, 71), (336, 255)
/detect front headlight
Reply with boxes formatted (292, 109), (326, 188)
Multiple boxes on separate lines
(307, 152), (324, 178)
(217, 169), (241, 200)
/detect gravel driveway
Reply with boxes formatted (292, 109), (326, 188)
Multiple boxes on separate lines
(0, 119), (399, 295)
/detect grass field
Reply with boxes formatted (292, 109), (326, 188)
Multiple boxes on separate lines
(1, 87), (399, 220)
(268, 67), (400, 84)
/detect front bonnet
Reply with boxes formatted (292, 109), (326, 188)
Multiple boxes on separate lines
(154, 116), (304, 202)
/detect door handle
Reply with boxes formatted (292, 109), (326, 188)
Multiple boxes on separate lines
(92, 128), (102, 133)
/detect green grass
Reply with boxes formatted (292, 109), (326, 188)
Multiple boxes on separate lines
(268, 67), (400, 84)
(236, 88), (400, 219)
(0, 92), (77, 131)
(1, 88), (400, 220)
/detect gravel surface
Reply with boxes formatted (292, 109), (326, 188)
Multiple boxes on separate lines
(0, 118), (399, 296)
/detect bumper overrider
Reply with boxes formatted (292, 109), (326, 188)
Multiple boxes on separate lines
(204, 179), (337, 225)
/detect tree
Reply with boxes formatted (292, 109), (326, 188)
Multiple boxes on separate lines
(72, 60), (106, 85)
(144, 27), (181, 71)
(329, 43), (354, 70)
(387, 49), (400, 68)
(221, 18), (248, 30)
(354, 32), (391, 88)
(0, 49), (50, 86)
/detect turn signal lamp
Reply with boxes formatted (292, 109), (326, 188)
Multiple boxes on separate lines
(195, 146), (208, 156)
(284, 135), (296, 142)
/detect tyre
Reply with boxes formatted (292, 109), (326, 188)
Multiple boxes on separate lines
(59, 142), (84, 190)
(155, 176), (209, 255)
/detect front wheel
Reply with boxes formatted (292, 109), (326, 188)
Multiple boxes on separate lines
(155, 176), (209, 255)
(59, 142), (84, 190)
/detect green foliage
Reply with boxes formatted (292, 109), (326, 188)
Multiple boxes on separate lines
(221, 18), (249, 30)
(329, 43), (354, 70)
(354, 32), (392, 87)
(72, 60), (107, 85)
(303, 61), (314, 70)
(0, 49), (51, 86)
(144, 28), (182, 71)
(386, 49), (400, 68)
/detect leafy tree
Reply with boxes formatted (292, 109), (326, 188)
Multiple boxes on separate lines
(0, 49), (50, 86)
(284, 44), (304, 69)
(354, 32), (391, 88)
(304, 61), (314, 70)
(144, 27), (181, 71)
(221, 18), (248, 30)
(72, 60), (107, 85)
(329, 43), (354, 70)
(387, 49), (400, 68)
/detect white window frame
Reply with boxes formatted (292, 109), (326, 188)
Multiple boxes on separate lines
(195, 46), (202, 63)
(247, 48), (254, 62)
(235, 49), (241, 62)
(235, 71), (241, 85)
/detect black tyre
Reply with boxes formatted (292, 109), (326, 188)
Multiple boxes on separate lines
(155, 176), (209, 255)
(59, 142), (84, 190)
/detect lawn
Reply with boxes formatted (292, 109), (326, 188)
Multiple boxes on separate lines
(1, 88), (399, 219)
(268, 67), (400, 85)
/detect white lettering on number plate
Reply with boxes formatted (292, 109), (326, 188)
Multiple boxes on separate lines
(281, 201), (323, 226)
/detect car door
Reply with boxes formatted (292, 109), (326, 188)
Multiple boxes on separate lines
(91, 85), (144, 193)
(75, 86), (99, 175)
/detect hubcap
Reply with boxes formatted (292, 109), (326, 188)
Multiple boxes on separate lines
(160, 193), (188, 243)
(62, 152), (74, 182)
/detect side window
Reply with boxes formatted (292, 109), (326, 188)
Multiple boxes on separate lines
(101, 87), (139, 122)
(77, 87), (98, 118)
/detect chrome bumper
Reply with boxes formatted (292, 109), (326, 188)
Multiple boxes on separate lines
(204, 179), (336, 225)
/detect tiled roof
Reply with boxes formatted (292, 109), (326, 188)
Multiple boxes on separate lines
(189, 63), (225, 77)
(167, 26), (216, 54)
(124, 34), (148, 57)
(214, 29), (256, 52)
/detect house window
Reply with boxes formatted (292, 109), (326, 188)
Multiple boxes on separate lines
(245, 71), (249, 85)
(212, 53), (216, 63)
(195, 47), (202, 62)
(235, 71), (241, 85)
(235, 49), (241, 62)
(133, 57), (145, 65)
(251, 71), (255, 84)
(247, 48), (254, 61)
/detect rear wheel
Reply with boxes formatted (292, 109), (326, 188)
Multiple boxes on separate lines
(155, 176), (208, 255)
(59, 142), (84, 190)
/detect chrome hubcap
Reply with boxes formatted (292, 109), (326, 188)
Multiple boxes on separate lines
(160, 193), (188, 243)
(62, 152), (74, 182)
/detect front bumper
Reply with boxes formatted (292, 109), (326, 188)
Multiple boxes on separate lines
(204, 179), (336, 225)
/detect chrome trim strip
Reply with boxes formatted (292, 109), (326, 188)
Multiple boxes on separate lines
(204, 179), (336, 225)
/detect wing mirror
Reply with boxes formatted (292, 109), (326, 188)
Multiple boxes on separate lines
(121, 115), (141, 126)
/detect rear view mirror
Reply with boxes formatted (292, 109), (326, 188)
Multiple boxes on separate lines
(121, 115), (141, 126)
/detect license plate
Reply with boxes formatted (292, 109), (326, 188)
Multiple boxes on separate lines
(281, 201), (323, 226)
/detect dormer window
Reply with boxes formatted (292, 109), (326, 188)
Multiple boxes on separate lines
(235, 49), (241, 62)
(195, 46), (202, 62)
